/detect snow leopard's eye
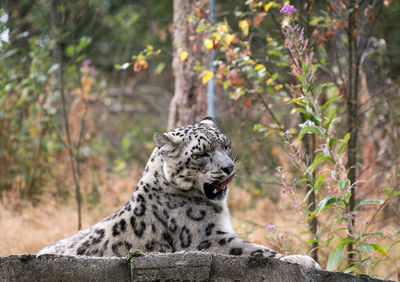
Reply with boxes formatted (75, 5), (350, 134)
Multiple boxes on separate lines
(195, 152), (210, 158)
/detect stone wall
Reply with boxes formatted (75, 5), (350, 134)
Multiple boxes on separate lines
(0, 252), (393, 282)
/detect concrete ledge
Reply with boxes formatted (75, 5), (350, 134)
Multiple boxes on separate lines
(0, 254), (129, 282)
(0, 252), (393, 282)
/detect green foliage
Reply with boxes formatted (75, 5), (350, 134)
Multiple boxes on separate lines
(275, 12), (400, 275)
(190, 1), (400, 277)
(0, 12), (54, 195)
(0, 2), (173, 197)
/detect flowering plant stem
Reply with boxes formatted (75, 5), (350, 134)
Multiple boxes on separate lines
(278, 6), (400, 274)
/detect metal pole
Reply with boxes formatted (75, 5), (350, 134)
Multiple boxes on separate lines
(207, 0), (216, 119)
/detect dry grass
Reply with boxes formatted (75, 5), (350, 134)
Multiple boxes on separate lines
(0, 172), (398, 281)
(0, 169), (138, 255)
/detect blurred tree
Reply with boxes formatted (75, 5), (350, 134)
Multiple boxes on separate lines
(168, 0), (210, 130)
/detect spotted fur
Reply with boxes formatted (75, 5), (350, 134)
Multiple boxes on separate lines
(37, 117), (320, 269)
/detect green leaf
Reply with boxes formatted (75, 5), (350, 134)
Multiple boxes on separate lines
(294, 74), (304, 84)
(76, 36), (92, 52)
(343, 265), (360, 273)
(337, 180), (349, 191)
(296, 107), (313, 121)
(369, 243), (388, 256)
(298, 126), (321, 139)
(292, 98), (306, 106)
(327, 244), (344, 271)
(315, 173), (329, 191)
(358, 244), (374, 254)
(388, 239), (400, 249)
(338, 133), (350, 154)
(324, 110), (336, 132)
(316, 195), (342, 215)
(355, 199), (381, 210)
(308, 153), (335, 173)
(267, 49), (282, 57)
(321, 95), (341, 112)
(328, 137), (338, 149)
(155, 62), (166, 75)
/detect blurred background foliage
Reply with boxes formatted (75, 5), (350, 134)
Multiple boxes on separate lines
(1, 0), (399, 199)
(1, 0), (400, 278)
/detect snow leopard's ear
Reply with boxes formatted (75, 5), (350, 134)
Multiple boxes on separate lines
(200, 116), (217, 128)
(154, 133), (179, 154)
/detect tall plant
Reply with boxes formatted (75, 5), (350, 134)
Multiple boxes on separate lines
(276, 5), (400, 274)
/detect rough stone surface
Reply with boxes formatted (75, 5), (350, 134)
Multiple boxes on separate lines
(0, 252), (393, 282)
(131, 252), (212, 281)
(0, 254), (129, 282)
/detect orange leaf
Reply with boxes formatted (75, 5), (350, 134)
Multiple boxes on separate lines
(195, 8), (202, 18)
(243, 98), (252, 108)
(325, 31), (335, 39)
(254, 13), (264, 26)
(251, 139), (260, 150)
(133, 59), (148, 72)
(224, 34), (236, 46)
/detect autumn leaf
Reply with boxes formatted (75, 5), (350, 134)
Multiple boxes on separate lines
(243, 98), (252, 108)
(216, 63), (226, 81)
(325, 31), (335, 39)
(264, 2), (274, 12)
(212, 32), (222, 42)
(254, 13), (264, 26)
(251, 139), (260, 150)
(217, 23), (228, 33)
(204, 39), (214, 50)
(364, 7), (375, 23)
(224, 34), (236, 46)
(227, 69), (243, 86)
(180, 51), (188, 61)
(200, 70), (214, 84)
(233, 92), (242, 101)
(133, 59), (148, 72)
(255, 64), (265, 71)
(239, 19), (249, 36)
(195, 7), (202, 18)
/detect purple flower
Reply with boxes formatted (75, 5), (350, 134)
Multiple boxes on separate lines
(280, 5), (296, 15)
(82, 59), (92, 67)
(266, 224), (275, 232)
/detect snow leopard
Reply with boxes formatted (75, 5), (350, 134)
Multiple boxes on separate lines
(37, 117), (320, 269)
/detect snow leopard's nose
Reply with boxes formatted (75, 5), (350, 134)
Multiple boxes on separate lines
(221, 164), (234, 175)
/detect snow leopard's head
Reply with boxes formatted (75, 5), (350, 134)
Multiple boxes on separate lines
(154, 117), (235, 201)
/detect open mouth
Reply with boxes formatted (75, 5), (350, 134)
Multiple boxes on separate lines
(203, 174), (235, 200)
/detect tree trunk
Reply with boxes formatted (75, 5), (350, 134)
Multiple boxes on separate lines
(168, 0), (210, 130)
(51, 0), (82, 230)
